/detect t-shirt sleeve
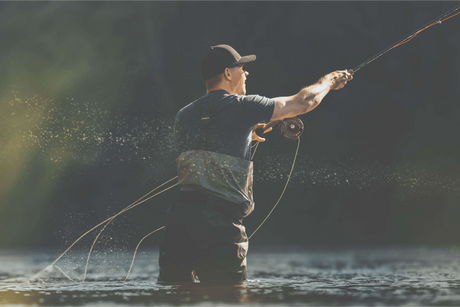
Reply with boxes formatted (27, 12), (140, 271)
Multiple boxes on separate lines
(239, 94), (275, 125)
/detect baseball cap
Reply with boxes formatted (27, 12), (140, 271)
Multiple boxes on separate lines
(201, 44), (256, 80)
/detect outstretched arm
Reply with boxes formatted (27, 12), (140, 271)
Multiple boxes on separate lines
(270, 69), (353, 121)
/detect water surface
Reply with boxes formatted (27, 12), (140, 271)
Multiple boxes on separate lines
(1, 246), (460, 306)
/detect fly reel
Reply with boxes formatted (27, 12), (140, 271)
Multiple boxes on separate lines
(278, 117), (304, 141)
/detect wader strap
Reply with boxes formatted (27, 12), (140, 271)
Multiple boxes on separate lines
(199, 106), (210, 150)
(195, 98), (215, 150)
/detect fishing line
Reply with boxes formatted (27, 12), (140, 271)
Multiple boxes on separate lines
(81, 178), (175, 283)
(124, 225), (165, 282)
(353, 4), (460, 73)
(251, 141), (260, 160)
(53, 265), (77, 283)
(31, 265), (75, 284)
(249, 137), (301, 239)
(81, 180), (179, 282)
(24, 177), (178, 283)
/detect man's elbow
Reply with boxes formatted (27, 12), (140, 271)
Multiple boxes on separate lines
(283, 98), (314, 118)
(306, 98), (321, 113)
(298, 97), (316, 114)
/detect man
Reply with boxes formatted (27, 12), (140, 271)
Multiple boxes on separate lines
(158, 44), (353, 283)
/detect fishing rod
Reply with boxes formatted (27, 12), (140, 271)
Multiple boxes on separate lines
(261, 3), (460, 141)
(353, 3), (460, 73)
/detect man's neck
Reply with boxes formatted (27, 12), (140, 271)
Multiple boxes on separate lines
(207, 84), (234, 94)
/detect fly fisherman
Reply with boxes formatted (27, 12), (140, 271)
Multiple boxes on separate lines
(158, 44), (353, 283)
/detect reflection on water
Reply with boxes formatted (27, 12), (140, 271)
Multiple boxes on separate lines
(1, 246), (460, 306)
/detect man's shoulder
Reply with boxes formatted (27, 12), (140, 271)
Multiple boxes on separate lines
(240, 94), (274, 103)
(177, 91), (233, 116)
(177, 101), (195, 115)
(217, 92), (274, 105)
(231, 94), (275, 110)
(176, 95), (205, 119)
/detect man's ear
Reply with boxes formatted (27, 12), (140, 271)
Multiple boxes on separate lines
(223, 68), (232, 81)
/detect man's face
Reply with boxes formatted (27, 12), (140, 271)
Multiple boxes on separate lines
(229, 65), (249, 95)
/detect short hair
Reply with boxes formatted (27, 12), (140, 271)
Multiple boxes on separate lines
(205, 73), (224, 90)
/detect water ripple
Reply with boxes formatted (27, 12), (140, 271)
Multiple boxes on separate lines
(1, 246), (460, 306)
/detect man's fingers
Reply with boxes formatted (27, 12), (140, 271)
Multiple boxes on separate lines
(342, 71), (352, 80)
(254, 123), (264, 129)
(254, 123), (273, 135)
(253, 123), (271, 141)
(338, 70), (353, 84)
(345, 69), (354, 81)
(329, 69), (353, 90)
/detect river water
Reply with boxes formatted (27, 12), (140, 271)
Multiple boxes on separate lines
(1, 246), (460, 306)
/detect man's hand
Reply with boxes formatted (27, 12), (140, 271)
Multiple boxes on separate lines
(252, 123), (273, 142)
(326, 69), (354, 90)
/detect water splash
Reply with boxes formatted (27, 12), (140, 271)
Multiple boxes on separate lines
(254, 154), (460, 199)
(2, 91), (176, 164)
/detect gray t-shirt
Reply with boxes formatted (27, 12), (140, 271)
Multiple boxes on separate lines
(174, 90), (275, 161)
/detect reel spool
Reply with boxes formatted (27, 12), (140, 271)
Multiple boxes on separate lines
(278, 117), (304, 141)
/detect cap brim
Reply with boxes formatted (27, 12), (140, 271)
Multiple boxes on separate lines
(235, 54), (256, 65)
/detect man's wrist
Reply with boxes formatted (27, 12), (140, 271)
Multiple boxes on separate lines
(318, 74), (334, 91)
